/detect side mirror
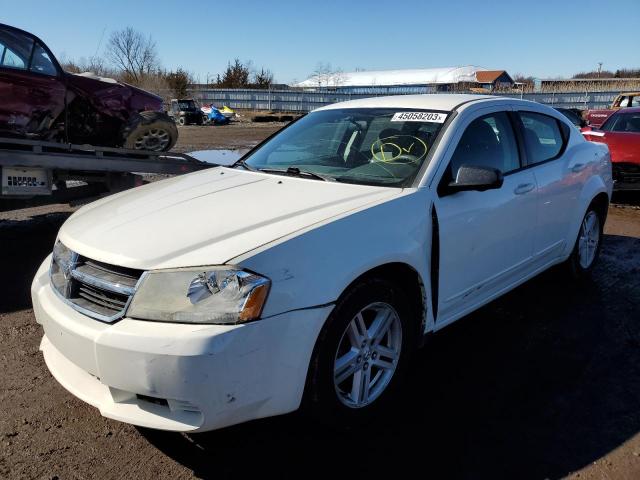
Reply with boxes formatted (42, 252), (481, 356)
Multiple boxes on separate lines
(446, 165), (504, 193)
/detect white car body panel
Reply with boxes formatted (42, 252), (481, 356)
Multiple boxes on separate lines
(58, 168), (399, 270)
(32, 256), (331, 432)
(31, 94), (613, 432)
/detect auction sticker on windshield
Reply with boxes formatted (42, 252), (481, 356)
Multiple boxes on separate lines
(391, 111), (447, 123)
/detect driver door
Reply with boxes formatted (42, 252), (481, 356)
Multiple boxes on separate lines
(433, 109), (538, 324)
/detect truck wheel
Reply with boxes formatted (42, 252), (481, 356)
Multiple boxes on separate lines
(177, 116), (186, 126)
(122, 111), (178, 152)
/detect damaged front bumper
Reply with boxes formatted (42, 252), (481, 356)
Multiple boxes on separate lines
(31, 255), (331, 432)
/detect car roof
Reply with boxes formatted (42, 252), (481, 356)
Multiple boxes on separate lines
(314, 94), (505, 112)
(612, 106), (640, 114)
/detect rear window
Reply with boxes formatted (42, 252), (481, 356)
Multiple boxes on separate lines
(29, 43), (57, 76)
(519, 112), (566, 165)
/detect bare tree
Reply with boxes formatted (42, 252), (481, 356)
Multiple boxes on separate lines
(60, 54), (113, 77)
(106, 27), (159, 84)
(331, 67), (346, 87)
(310, 63), (346, 88)
(312, 62), (332, 87)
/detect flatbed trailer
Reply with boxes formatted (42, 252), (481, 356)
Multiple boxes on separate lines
(0, 137), (212, 200)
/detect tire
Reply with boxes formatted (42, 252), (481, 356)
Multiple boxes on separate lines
(304, 277), (416, 427)
(121, 111), (178, 152)
(564, 204), (604, 279)
(177, 116), (186, 126)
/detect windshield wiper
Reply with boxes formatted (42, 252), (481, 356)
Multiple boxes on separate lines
(232, 158), (255, 171)
(258, 167), (335, 182)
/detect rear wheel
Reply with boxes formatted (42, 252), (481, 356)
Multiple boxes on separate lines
(122, 111), (178, 152)
(565, 206), (603, 278)
(304, 277), (416, 425)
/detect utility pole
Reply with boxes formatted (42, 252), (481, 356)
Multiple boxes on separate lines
(597, 62), (603, 78)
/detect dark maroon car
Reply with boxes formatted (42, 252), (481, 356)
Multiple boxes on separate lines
(0, 23), (177, 151)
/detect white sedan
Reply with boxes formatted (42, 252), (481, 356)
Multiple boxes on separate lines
(32, 94), (612, 432)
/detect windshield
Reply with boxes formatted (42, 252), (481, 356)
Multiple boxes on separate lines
(601, 111), (640, 133)
(178, 100), (196, 110)
(241, 108), (449, 187)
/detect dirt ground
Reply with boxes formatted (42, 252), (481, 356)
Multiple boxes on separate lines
(171, 121), (286, 153)
(1, 124), (640, 479)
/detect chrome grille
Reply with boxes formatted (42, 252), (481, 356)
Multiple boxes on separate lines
(50, 242), (143, 323)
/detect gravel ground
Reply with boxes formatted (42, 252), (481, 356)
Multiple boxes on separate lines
(1, 124), (640, 479)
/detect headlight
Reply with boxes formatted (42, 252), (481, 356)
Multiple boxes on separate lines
(127, 267), (270, 324)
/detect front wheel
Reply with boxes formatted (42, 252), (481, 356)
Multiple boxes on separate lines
(565, 206), (603, 278)
(304, 277), (416, 425)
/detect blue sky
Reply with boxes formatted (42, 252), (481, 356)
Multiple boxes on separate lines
(3, 0), (638, 83)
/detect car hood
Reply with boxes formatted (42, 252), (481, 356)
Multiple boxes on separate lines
(58, 168), (400, 270)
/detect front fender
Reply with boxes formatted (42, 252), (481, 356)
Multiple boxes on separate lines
(233, 189), (433, 321)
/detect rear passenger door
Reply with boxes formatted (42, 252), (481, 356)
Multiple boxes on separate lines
(514, 110), (577, 264)
(434, 109), (538, 323)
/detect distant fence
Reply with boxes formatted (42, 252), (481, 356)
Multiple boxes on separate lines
(189, 87), (636, 112)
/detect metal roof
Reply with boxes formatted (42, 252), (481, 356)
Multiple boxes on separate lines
(475, 70), (511, 84)
(295, 66), (487, 88)
(315, 93), (501, 112)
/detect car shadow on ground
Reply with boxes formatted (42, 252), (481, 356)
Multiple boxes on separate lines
(139, 234), (640, 480)
(0, 212), (72, 313)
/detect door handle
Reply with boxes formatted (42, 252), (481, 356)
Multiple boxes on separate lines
(514, 183), (535, 195)
(572, 163), (586, 173)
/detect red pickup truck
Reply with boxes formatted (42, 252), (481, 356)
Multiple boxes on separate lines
(585, 92), (640, 128)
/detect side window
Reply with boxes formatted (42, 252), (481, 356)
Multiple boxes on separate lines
(0, 28), (34, 71)
(603, 113), (640, 133)
(518, 112), (565, 165)
(618, 97), (630, 108)
(29, 43), (57, 76)
(631, 97), (640, 107)
(448, 112), (520, 180)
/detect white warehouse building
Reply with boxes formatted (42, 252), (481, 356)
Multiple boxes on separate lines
(294, 66), (514, 93)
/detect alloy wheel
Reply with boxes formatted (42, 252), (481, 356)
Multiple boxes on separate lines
(333, 302), (402, 408)
(578, 211), (600, 269)
(134, 128), (170, 151)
